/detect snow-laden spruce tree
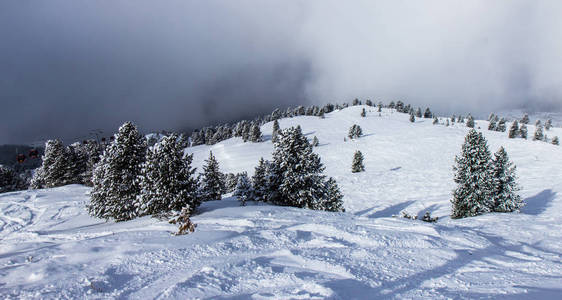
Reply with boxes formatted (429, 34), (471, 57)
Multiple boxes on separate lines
(311, 136), (319, 147)
(89, 122), (147, 221)
(31, 139), (68, 189)
(489, 147), (523, 212)
(508, 121), (519, 138)
(489, 118), (497, 131)
(451, 129), (493, 219)
(545, 119), (552, 130)
(267, 126), (344, 211)
(199, 151), (224, 201)
(497, 118), (507, 132)
(520, 124), (528, 139)
(0, 165), (25, 193)
(409, 113), (415, 123)
(466, 115), (475, 128)
(250, 123), (262, 142)
(234, 172), (253, 206)
(352, 150), (365, 173)
(348, 124), (363, 139)
(424, 108), (433, 118)
(533, 124), (544, 141)
(252, 157), (269, 202)
(552, 136), (560, 145)
(521, 113), (529, 124)
(136, 134), (199, 216)
(415, 107), (422, 118)
(272, 119), (280, 143)
(318, 177), (345, 212)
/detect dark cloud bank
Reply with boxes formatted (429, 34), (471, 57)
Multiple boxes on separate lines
(1, 0), (561, 144)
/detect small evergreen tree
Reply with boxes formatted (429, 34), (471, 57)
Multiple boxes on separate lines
(0, 165), (26, 193)
(252, 157), (269, 202)
(520, 124), (528, 139)
(496, 118), (506, 132)
(272, 119), (280, 143)
(552, 136), (559, 145)
(508, 121), (519, 138)
(521, 114), (529, 124)
(250, 123), (262, 142)
(89, 122), (147, 221)
(424, 108), (432, 118)
(545, 119), (552, 130)
(351, 150), (365, 173)
(352, 98), (360, 106)
(489, 147), (523, 212)
(234, 172), (253, 206)
(348, 124), (363, 139)
(361, 108), (366, 117)
(199, 151), (224, 201)
(136, 134), (199, 216)
(533, 124), (544, 141)
(488, 113), (495, 121)
(318, 177), (345, 212)
(365, 99), (373, 106)
(415, 107), (422, 118)
(312, 136), (319, 147)
(466, 115), (475, 128)
(409, 113), (415, 123)
(31, 139), (68, 189)
(451, 130), (493, 219)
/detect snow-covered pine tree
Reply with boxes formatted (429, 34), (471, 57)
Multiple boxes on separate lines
(389, 101), (396, 109)
(66, 142), (89, 185)
(234, 172), (253, 206)
(521, 114), (529, 124)
(361, 108), (366, 117)
(497, 118), (507, 132)
(424, 108), (432, 118)
(488, 113), (495, 121)
(466, 115), (475, 128)
(545, 119), (552, 130)
(224, 173), (239, 193)
(252, 157), (269, 202)
(489, 147), (523, 212)
(552, 136), (559, 145)
(451, 129), (493, 219)
(415, 107), (422, 118)
(487, 118), (497, 131)
(520, 124), (528, 139)
(317, 177), (345, 212)
(242, 122), (251, 142)
(409, 113), (415, 123)
(352, 150), (365, 173)
(31, 139), (68, 189)
(81, 140), (103, 186)
(199, 151), (224, 201)
(272, 119), (280, 143)
(365, 99), (373, 106)
(250, 123), (262, 142)
(352, 98), (360, 106)
(533, 124), (544, 141)
(508, 120), (519, 138)
(89, 122), (147, 221)
(190, 130), (205, 146)
(266, 126), (344, 211)
(348, 125), (363, 139)
(136, 134), (199, 216)
(433, 116), (439, 125)
(0, 165), (26, 193)
(312, 136), (319, 147)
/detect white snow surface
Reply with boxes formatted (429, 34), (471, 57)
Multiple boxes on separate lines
(1, 106), (562, 299)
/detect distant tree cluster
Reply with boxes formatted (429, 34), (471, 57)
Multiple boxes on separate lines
(0, 165), (28, 193)
(234, 126), (345, 212)
(451, 129), (523, 219)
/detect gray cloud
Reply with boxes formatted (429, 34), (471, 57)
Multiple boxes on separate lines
(1, 0), (561, 144)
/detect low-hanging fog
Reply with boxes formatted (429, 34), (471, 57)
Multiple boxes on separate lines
(1, 0), (561, 144)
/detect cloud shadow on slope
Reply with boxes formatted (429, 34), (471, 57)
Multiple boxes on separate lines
(521, 189), (556, 215)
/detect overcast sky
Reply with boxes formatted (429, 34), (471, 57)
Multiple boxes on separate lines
(1, 0), (561, 144)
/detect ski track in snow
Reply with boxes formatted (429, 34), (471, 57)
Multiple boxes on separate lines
(1, 106), (562, 299)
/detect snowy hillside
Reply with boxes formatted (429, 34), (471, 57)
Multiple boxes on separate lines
(2, 106), (562, 299)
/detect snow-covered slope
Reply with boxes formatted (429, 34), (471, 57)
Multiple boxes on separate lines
(1, 106), (562, 299)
